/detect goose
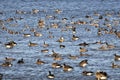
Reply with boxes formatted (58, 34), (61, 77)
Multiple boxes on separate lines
(79, 60), (88, 67)
(95, 71), (108, 80)
(114, 54), (120, 61)
(79, 47), (88, 52)
(62, 63), (73, 72)
(28, 41), (38, 47)
(82, 71), (94, 76)
(52, 62), (61, 68)
(57, 36), (64, 43)
(4, 57), (16, 62)
(47, 71), (55, 79)
(43, 41), (49, 48)
(1, 62), (12, 67)
(36, 59), (45, 65)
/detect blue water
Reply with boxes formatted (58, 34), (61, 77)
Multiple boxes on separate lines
(0, 0), (120, 80)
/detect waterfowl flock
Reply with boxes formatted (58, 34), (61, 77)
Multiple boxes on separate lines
(0, 0), (120, 80)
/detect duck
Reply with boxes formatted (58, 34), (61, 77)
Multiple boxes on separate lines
(62, 63), (73, 72)
(114, 54), (120, 61)
(82, 71), (94, 76)
(57, 36), (64, 43)
(17, 58), (24, 64)
(28, 41), (38, 47)
(95, 71), (108, 80)
(52, 62), (61, 68)
(79, 60), (88, 67)
(1, 62), (12, 67)
(79, 47), (88, 52)
(72, 35), (79, 41)
(47, 71), (55, 79)
(36, 59), (45, 65)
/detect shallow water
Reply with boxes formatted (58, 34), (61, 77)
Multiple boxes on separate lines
(0, 0), (120, 80)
